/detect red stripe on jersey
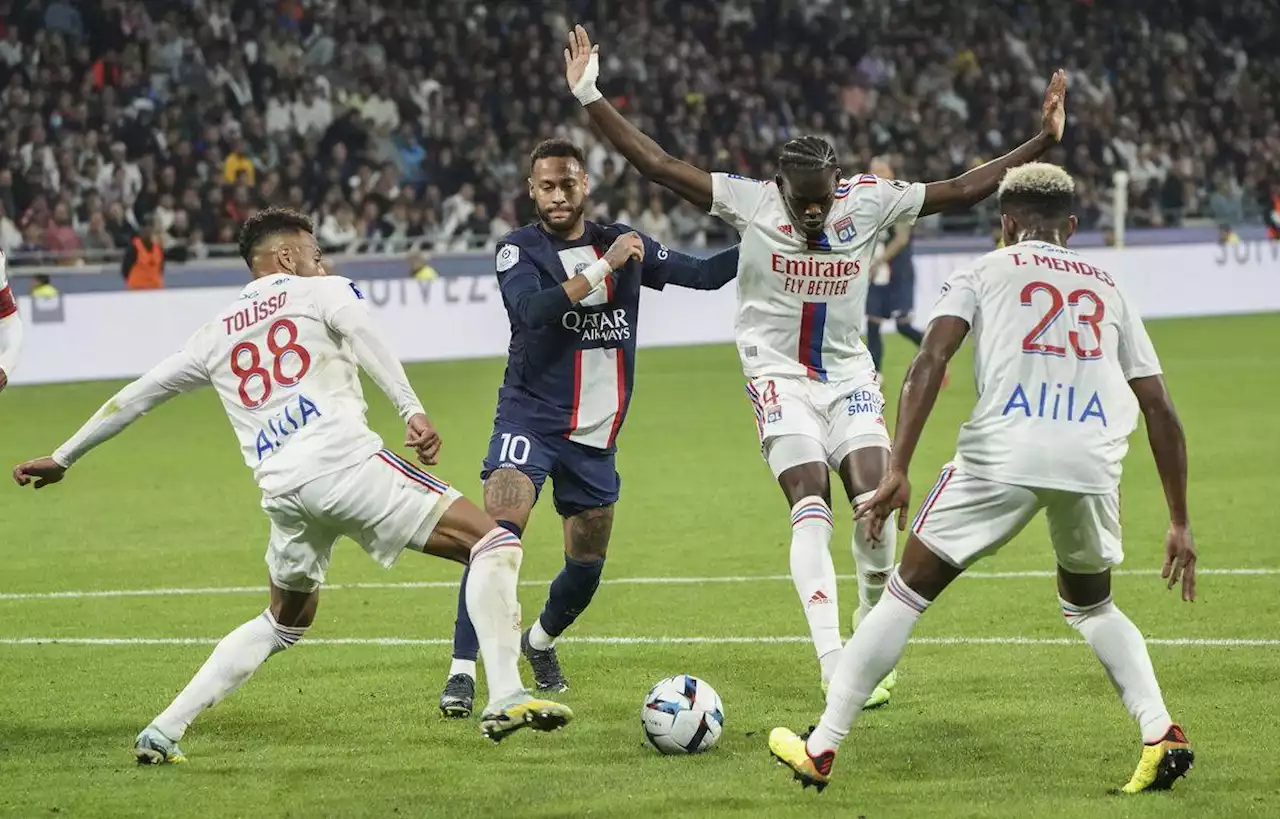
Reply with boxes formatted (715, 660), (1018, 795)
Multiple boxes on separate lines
(566, 349), (584, 439)
(0, 285), (15, 319)
(605, 348), (627, 447)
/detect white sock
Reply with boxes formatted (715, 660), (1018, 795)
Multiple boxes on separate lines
(808, 570), (928, 756)
(1062, 596), (1172, 743)
(788, 496), (841, 681)
(466, 527), (527, 706)
(448, 658), (477, 679)
(528, 619), (556, 651)
(852, 490), (896, 624)
(152, 609), (306, 741)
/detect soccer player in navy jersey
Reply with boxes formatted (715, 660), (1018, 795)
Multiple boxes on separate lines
(438, 138), (740, 716)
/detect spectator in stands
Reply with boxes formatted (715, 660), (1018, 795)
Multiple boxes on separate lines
(408, 250), (438, 281)
(0, 203), (21, 252)
(1, 0), (1277, 273)
(31, 274), (58, 299)
(122, 215), (165, 290)
(81, 211), (116, 254)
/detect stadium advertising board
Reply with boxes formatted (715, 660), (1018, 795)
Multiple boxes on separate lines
(9, 242), (1279, 386)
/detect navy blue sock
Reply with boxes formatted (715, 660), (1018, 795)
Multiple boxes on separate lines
(451, 566), (479, 662)
(451, 519), (523, 663)
(866, 322), (884, 372)
(897, 322), (924, 347)
(538, 554), (606, 638)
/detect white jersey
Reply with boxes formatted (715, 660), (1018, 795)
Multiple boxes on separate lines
(0, 249), (22, 377)
(931, 240), (1162, 494)
(710, 172), (926, 382)
(54, 274), (425, 498)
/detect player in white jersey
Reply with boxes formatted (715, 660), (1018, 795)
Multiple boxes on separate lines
(562, 25), (1067, 705)
(11, 208), (572, 764)
(769, 165), (1197, 794)
(0, 250), (24, 393)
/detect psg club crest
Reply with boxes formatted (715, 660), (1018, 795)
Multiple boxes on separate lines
(834, 215), (856, 243)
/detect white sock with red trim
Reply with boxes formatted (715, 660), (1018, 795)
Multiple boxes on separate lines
(1062, 596), (1172, 743)
(467, 527), (526, 706)
(852, 490), (896, 624)
(807, 569), (929, 756)
(788, 496), (841, 682)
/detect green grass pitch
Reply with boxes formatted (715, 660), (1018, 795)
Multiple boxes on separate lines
(1, 313), (1278, 818)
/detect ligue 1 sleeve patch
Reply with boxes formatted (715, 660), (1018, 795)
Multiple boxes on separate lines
(496, 244), (520, 273)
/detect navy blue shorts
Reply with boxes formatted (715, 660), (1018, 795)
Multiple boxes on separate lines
(868, 269), (915, 319)
(480, 422), (620, 518)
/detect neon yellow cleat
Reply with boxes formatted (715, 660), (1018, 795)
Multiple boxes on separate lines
(880, 668), (898, 691)
(819, 679), (891, 709)
(480, 691), (573, 743)
(1120, 724), (1194, 794)
(769, 727), (833, 791)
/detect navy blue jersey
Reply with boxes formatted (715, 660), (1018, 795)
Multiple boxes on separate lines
(890, 228), (914, 278)
(493, 221), (736, 451)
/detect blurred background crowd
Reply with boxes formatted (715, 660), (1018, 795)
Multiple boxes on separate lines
(1, 0), (1277, 267)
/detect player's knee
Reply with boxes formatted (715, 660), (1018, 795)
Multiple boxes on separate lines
(778, 463), (830, 507)
(483, 467), (537, 522)
(565, 506), (612, 562)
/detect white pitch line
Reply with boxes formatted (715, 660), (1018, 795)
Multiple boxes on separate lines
(0, 567), (1275, 602)
(0, 635), (1277, 648)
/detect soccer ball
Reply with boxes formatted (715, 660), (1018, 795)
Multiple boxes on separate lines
(640, 674), (724, 755)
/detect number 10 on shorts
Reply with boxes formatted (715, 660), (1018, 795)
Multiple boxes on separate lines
(499, 433), (531, 465)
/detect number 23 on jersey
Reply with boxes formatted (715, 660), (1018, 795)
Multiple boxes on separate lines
(1020, 281), (1105, 360)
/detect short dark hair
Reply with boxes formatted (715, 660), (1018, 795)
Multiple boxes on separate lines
(778, 136), (838, 174)
(237, 206), (314, 266)
(529, 138), (586, 172)
(997, 164), (1075, 224)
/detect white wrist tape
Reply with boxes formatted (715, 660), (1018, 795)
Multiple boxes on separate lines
(572, 52), (603, 106)
(580, 258), (610, 289)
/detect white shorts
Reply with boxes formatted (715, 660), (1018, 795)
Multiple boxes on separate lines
(911, 464), (1123, 574)
(746, 372), (890, 477)
(261, 448), (462, 592)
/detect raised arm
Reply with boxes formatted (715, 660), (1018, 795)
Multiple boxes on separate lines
(565, 25), (713, 211)
(919, 70), (1067, 218)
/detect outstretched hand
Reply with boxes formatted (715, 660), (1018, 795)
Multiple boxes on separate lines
(13, 457), (67, 489)
(1040, 69), (1068, 142)
(564, 24), (602, 105)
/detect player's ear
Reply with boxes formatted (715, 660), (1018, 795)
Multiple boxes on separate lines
(1000, 213), (1016, 245)
(1066, 214), (1079, 240)
(276, 244), (295, 273)
(527, 177), (534, 201)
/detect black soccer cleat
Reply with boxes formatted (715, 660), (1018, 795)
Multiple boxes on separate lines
(438, 673), (475, 719)
(521, 628), (569, 692)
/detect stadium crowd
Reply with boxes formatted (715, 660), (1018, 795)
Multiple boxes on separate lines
(0, 0), (1277, 266)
